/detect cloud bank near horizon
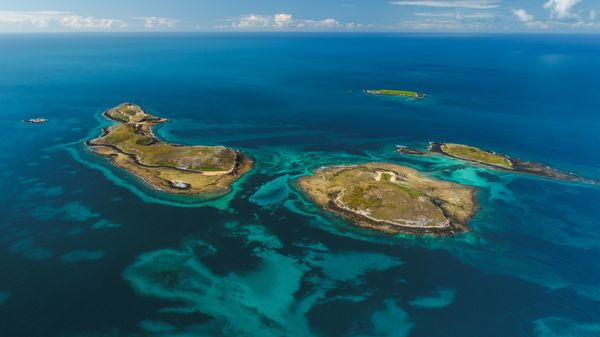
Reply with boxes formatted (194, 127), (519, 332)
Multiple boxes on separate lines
(0, 0), (598, 33)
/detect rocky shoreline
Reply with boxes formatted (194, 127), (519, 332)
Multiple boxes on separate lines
(86, 103), (253, 196)
(297, 163), (476, 236)
(429, 142), (596, 184)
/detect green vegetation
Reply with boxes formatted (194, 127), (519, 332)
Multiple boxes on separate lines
(366, 89), (423, 98)
(96, 104), (236, 172)
(441, 143), (513, 169)
(298, 163), (476, 235)
(87, 103), (252, 196)
(106, 104), (149, 123)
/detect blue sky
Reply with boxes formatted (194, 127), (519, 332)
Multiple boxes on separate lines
(0, 0), (598, 32)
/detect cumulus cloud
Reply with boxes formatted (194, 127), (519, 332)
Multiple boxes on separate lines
(543, 0), (582, 19)
(226, 13), (347, 30)
(274, 13), (292, 27)
(511, 8), (549, 29)
(232, 14), (271, 28)
(511, 9), (534, 23)
(511, 0), (596, 30)
(143, 16), (178, 29)
(0, 11), (126, 30)
(389, 0), (500, 9)
(59, 15), (126, 29)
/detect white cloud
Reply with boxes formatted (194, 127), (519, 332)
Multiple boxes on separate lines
(397, 18), (494, 30)
(274, 13), (293, 27)
(511, 0), (596, 30)
(543, 0), (582, 20)
(233, 14), (271, 28)
(511, 9), (534, 23)
(60, 15), (126, 29)
(0, 10), (64, 27)
(143, 17), (178, 29)
(510, 9), (551, 29)
(389, 0), (500, 9)
(0, 11), (126, 30)
(297, 18), (342, 28)
(226, 13), (345, 30)
(414, 12), (495, 19)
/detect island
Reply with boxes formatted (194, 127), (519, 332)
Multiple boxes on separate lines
(396, 145), (426, 156)
(430, 142), (595, 184)
(86, 103), (252, 196)
(297, 163), (476, 235)
(365, 89), (425, 99)
(22, 118), (48, 124)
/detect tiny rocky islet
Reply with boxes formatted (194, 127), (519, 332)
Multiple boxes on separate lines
(23, 118), (48, 124)
(87, 103), (592, 237)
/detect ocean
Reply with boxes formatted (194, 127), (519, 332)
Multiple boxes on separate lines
(1, 33), (600, 337)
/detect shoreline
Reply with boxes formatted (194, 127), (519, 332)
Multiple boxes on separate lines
(296, 163), (476, 236)
(429, 142), (596, 185)
(86, 103), (253, 196)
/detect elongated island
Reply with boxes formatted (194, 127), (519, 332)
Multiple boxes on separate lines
(365, 89), (425, 99)
(86, 103), (252, 196)
(297, 163), (476, 235)
(430, 142), (595, 184)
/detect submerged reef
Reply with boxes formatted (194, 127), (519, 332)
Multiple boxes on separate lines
(395, 145), (427, 156)
(297, 163), (477, 235)
(86, 103), (252, 196)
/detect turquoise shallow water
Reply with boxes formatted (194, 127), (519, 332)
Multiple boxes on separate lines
(1, 33), (600, 337)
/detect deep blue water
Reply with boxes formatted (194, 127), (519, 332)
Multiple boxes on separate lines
(1, 33), (600, 337)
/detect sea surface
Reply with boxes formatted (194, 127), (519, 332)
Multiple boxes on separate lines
(1, 33), (600, 337)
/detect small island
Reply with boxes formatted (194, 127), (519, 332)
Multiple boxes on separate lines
(297, 163), (476, 235)
(22, 118), (48, 124)
(396, 145), (426, 156)
(430, 142), (593, 183)
(365, 89), (425, 99)
(86, 103), (252, 196)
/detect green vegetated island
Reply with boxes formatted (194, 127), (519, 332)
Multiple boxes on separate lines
(86, 103), (252, 196)
(428, 142), (595, 184)
(297, 163), (476, 235)
(365, 89), (425, 99)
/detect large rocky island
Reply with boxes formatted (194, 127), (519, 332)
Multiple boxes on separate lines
(429, 142), (595, 184)
(298, 163), (476, 235)
(87, 103), (252, 196)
